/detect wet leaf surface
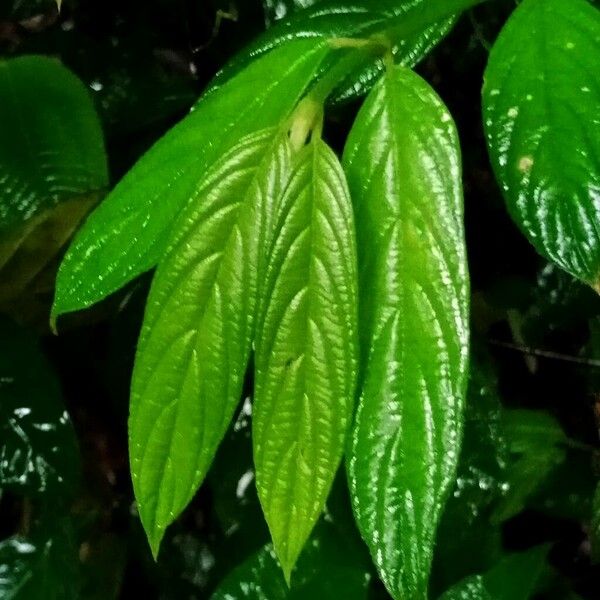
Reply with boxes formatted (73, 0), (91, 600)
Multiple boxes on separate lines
(0, 318), (79, 495)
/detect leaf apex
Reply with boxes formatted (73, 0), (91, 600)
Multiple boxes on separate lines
(147, 526), (165, 562)
(49, 310), (59, 336)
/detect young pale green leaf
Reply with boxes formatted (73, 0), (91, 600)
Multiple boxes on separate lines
(344, 66), (469, 599)
(129, 128), (294, 557)
(253, 139), (358, 581)
(0, 56), (107, 233)
(439, 546), (548, 600)
(0, 317), (79, 496)
(53, 39), (328, 320)
(217, 0), (484, 104)
(483, 0), (600, 289)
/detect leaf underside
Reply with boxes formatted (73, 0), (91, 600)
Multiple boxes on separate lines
(344, 65), (469, 599)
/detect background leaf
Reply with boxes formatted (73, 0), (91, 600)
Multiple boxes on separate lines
(53, 38), (329, 319)
(218, 0), (484, 105)
(129, 129), (294, 556)
(253, 138), (358, 580)
(0, 55), (107, 234)
(0, 317), (79, 496)
(344, 65), (469, 599)
(262, 0), (319, 27)
(482, 0), (600, 288)
(0, 520), (79, 600)
(211, 520), (370, 600)
(440, 546), (548, 600)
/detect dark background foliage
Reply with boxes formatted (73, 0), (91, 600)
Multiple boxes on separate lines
(1, 0), (600, 597)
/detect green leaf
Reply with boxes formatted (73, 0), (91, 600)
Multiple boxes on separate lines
(0, 520), (79, 600)
(344, 65), (469, 599)
(218, 0), (483, 105)
(0, 56), (107, 234)
(433, 352), (508, 591)
(253, 138), (358, 581)
(129, 128), (295, 557)
(0, 317), (79, 495)
(440, 577), (491, 600)
(53, 39), (329, 319)
(483, 0), (600, 289)
(491, 409), (568, 523)
(211, 521), (370, 599)
(263, 0), (319, 26)
(439, 546), (548, 600)
(212, 545), (288, 600)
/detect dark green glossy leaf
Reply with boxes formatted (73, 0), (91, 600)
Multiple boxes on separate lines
(491, 409), (568, 523)
(433, 353), (508, 591)
(483, 0), (600, 288)
(0, 520), (79, 600)
(129, 129), (294, 556)
(218, 0), (484, 105)
(253, 138), (358, 580)
(263, 0), (319, 27)
(0, 318), (79, 495)
(344, 65), (469, 599)
(440, 546), (548, 600)
(211, 522), (370, 599)
(53, 39), (329, 319)
(212, 545), (288, 600)
(0, 56), (107, 234)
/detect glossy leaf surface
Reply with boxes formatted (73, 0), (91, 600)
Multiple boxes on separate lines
(439, 546), (548, 600)
(0, 318), (79, 495)
(129, 129), (294, 556)
(263, 0), (319, 27)
(344, 65), (469, 599)
(483, 0), (600, 288)
(0, 55), (107, 233)
(217, 0), (483, 104)
(0, 522), (79, 600)
(53, 39), (328, 318)
(253, 139), (358, 580)
(211, 522), (370, 599)
(433, 353), (508, 590)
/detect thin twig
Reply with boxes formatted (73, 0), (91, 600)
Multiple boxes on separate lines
(489, 339), (600, 368)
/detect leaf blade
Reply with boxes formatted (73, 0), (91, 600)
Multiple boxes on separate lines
(344, 66), (469, 599)
(53, 39), (329, 318)
(0, 56), (107, 233)
(483, 0), (600, 287)
(216, 0), (484, 104)
(129, 128), (294, 555)
(253, 139), (358, 580)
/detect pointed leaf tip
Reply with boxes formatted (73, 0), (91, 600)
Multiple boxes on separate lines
(254, 139), (359, 580)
